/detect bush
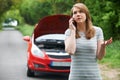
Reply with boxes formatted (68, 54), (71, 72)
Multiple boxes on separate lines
(16, 24), (34, 36)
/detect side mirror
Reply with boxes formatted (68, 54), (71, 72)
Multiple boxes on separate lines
(23, 36), (30, 42)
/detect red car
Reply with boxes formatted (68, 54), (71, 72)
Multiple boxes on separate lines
(23, 15), (71, 77)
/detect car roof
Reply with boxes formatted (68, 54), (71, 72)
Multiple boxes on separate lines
(34, 14), (70, 39)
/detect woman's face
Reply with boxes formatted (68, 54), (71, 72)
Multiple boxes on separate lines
(72, 7), (86, 23)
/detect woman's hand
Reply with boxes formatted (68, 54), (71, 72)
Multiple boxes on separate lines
(97, 37), (112, 60)
(69, 18), (76, 31)
(102, 37), (113, 47)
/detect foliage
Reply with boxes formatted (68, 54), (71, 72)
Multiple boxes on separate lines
(19, 0), (75, 25)
(46, 0), (74, 14)
(11, 0), (22, 9)
(0, 0), (12, 16)
(16, 24), (34, 36)
(84, 0), (120, 40)
(20, 0), (52, 25)
(2, 9), (24, 25)
(0, 0), (23, 29)
(0, 0), (13, 29)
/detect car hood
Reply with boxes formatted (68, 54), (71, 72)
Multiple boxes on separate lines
(34, 15), (70, 39)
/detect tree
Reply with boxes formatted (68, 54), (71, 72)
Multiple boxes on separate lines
(84, 0), (120, 39)
(20, 0), (52, 25)
(0, 0), (12, 16)
(46, 0), (74, 14)
(0, 0), (13, 29)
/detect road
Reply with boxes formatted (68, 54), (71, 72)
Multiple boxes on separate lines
(0, 28), (68, 80)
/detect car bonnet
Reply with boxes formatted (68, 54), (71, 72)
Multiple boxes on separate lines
(34, 14), (70, 40)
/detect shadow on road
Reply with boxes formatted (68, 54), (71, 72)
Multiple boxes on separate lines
(29, 73), (69, 80)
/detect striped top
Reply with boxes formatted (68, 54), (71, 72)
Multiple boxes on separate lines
(65, 26), (104, 80)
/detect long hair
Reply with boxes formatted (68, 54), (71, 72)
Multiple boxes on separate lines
(71, 3), (95, 39)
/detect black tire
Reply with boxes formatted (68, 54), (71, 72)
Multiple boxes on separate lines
(27, 68), (35, 77)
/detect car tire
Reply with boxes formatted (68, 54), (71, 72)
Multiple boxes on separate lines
(27, 68), (35, 77)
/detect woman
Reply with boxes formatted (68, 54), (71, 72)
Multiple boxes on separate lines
(64, 3), (112, 80)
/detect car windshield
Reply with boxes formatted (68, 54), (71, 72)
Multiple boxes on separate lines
(35, 34), (65, 52)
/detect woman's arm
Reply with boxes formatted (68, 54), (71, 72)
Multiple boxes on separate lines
(64, 18), (77, 55)
(97, 37), (112, 60)
(64, 30), (76, 55)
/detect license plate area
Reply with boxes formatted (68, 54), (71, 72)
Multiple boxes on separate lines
(50, 61), (71, 67)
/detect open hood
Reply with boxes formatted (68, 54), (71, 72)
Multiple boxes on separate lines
(34, 14), (70, 39)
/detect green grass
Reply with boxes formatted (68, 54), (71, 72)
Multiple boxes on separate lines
(100, 40), (120, 68)
(16, 24), (34, 36)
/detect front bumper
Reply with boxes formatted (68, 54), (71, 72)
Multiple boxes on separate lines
(28, 54), (71, 73)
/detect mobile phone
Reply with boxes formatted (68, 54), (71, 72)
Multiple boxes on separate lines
(72, 20), (77, 27)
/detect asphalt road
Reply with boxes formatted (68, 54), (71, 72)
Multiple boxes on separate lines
(0, 28), (68, 80)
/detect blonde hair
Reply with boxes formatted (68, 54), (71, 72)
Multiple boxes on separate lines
(71, 3), (95, 39)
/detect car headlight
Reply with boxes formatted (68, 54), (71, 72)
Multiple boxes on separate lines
(31, 44), (45, 58)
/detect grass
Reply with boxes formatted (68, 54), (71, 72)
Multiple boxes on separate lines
(16, 24), (34, 36)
